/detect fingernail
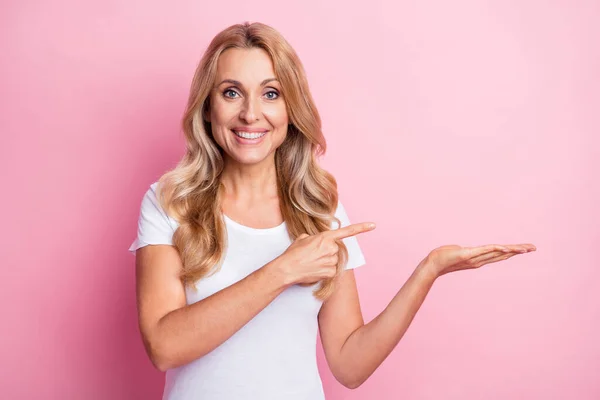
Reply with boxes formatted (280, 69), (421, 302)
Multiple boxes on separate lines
(369, 223), (376, 229)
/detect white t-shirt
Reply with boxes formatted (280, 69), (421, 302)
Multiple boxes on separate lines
(129, 181), (366, 400)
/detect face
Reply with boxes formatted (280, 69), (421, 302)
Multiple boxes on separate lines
(205, 47), (289, 166)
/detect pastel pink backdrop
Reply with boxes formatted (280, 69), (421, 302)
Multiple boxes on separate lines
(1, 1), (598, 399)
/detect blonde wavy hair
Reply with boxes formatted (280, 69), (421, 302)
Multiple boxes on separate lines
(156, 21), (348, 300)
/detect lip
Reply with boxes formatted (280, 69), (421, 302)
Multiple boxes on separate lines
(231, 127), (269, 133)
(231, 129), (268, 145)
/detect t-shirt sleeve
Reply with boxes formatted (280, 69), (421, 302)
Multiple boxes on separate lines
(128, 182), (177, 254)
(333, 200), (367, 270)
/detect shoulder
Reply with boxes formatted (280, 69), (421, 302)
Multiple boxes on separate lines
(140, 181), (180, 230)
(331, 198), (367, 269)
(147, 181), (162, 199)
(331, 199), (350, 229)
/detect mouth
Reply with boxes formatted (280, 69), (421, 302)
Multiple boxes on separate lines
(231, 129), (268, 144)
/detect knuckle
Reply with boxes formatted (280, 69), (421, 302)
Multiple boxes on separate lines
(319, 237), (332, 251)
(322, 256), (336, 266)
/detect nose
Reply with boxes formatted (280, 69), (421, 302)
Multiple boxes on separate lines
(239, 95), (260, 123)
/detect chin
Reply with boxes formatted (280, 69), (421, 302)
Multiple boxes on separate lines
(230, 151), (272, 165)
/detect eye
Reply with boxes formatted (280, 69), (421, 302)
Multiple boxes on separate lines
(264, 90), (279, 100)
(223, 89), (239, 99)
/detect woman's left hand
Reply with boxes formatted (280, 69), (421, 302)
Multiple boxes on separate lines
(421, 243), (537, 279)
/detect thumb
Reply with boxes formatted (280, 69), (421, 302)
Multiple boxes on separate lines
(296, 233), (310, 240)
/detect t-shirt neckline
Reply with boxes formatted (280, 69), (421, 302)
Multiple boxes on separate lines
(222, 213), (287, 235)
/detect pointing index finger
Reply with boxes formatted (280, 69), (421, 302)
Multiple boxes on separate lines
(328, 222), (376, 240)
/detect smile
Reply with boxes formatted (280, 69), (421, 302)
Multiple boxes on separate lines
(231, 129), (269, 145)
(232, 130), (268, 139)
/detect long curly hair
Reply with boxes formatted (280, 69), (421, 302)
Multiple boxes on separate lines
(156, 21), (348, 300)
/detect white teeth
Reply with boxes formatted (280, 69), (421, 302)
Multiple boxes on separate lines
(233, 131), (267, 139)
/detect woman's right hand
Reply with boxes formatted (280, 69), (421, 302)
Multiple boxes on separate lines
(270, 222), (377, 287)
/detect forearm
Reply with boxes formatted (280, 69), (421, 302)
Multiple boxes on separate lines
(153, 261), (288, 370)
(339, 261), (438, 387)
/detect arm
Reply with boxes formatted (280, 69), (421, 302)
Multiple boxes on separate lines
(318, 260), (437, 389)
(319, 243), (531, 389)
(136, 244), (289, 371)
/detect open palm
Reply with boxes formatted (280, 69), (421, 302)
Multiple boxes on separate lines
(425, 243), (536, 278)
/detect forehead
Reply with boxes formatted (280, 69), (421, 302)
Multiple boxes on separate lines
(215, 47), (276, 84)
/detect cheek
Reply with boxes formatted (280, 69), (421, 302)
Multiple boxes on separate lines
(211, 101), (236, 123)
(264, 103), (289, 126)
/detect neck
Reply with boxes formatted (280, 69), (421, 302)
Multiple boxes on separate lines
(220, 155), (279, 202)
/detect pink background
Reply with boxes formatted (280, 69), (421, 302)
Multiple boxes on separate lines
(1, 1), (598, 399)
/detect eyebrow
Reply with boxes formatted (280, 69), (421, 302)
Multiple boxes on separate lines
(216, 78), (279, 87)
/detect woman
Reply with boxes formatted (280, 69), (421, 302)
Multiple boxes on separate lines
(129, 22), (536, 400)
